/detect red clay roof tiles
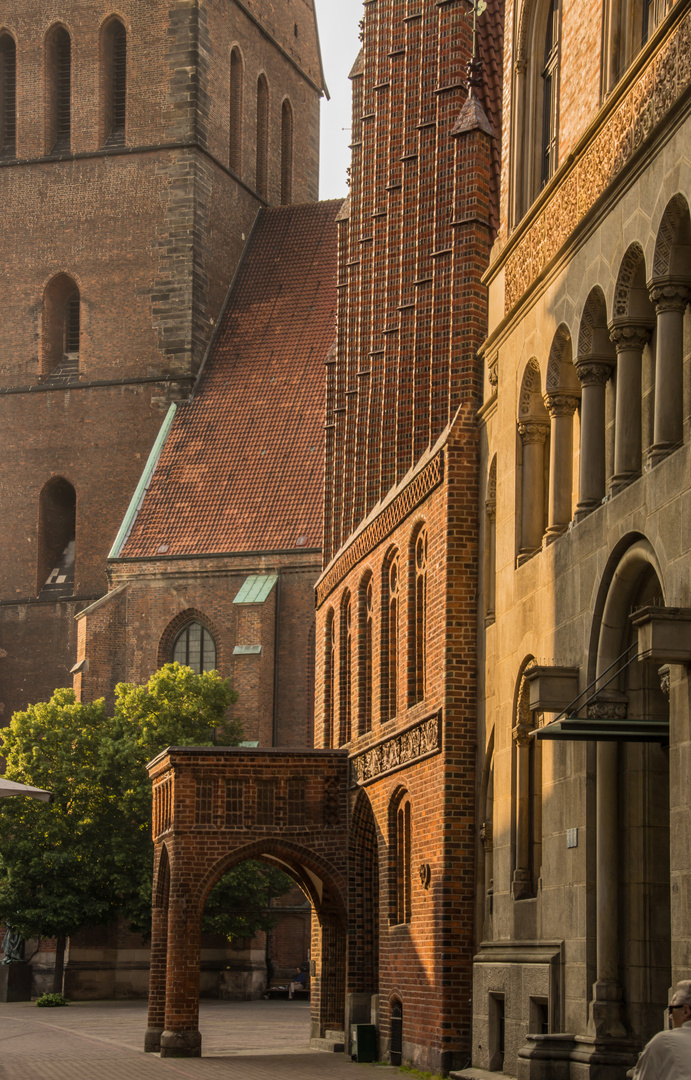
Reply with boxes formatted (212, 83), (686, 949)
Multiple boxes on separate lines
(120, 201), (341, 558)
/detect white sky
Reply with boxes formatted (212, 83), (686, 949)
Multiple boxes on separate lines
(313, 0), (364, 201)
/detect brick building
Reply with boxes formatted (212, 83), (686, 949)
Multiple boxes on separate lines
(0, 0), (325, 722)
(470, 1), (691, 1077)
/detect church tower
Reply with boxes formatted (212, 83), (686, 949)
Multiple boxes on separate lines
(0, 0), (325, 719)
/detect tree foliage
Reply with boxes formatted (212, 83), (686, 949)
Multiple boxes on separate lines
(0, 665), (293, 948)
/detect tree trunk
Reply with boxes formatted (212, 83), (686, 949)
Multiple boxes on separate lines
(52, 934), (66, 994)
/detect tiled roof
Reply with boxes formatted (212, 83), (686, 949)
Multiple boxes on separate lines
(119, 201), (341, 558)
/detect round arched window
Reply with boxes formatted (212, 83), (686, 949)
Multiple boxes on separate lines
(172, 622), (216, 673)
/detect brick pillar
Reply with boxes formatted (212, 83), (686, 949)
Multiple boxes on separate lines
(160, 885), (202, 1058)
(145, 899), (169, 1052)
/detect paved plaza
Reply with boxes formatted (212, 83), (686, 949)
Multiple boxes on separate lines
(0, 998), (412, 1080)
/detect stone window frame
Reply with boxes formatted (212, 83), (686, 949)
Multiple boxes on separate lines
(510, 0), (563, 227)
(511, 658), (542, 902)
(601, 0), (670, 97)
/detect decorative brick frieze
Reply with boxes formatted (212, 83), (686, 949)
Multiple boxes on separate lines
(503, 7), (691, 314)
(349, 710), (442, 787)
(316, 453), (444, 608)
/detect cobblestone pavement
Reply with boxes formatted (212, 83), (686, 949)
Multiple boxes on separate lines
(0, 999), (408, 1080)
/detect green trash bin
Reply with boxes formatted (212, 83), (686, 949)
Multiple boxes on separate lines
(353, 1024), (377, 1063)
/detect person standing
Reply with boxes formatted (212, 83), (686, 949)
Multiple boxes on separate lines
(632, 981), (691, 1079)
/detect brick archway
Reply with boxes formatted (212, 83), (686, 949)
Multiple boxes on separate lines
(144, 746), (349, 1058)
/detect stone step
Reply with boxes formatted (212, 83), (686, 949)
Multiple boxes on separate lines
(451, 1070), (517, 1080)
(311, 1030), (346, 1053)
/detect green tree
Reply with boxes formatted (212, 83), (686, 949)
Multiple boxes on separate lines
(0, 665), (294, 990)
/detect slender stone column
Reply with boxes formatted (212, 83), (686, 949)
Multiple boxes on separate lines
(544, 392), (580, 542)
(575, 360), (612, 520)
(512, 725), (532, 900)
(160, 895), (202, 1058)
(609, 324), (650, 494)
(648, 282), (690, 465)
(587, 694), (628, 1039)
(517, 421), (549, 564)
(485, 497), (496, 620)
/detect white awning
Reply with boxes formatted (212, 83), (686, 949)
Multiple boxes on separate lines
(0, 778), (53, 803)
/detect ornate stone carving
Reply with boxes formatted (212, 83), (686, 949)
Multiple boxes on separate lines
(480, 820), (493, 850)
(519, 357), (541, 417)
(489, 360), (498, 389)
(316, 452), (443, 606)
(576, 360), (612, 387)
(649, 281), (691, 314)
(609, 323), (651, 353)
(518, 421), (549, 444)
(658, 665), (671, 700)
(587, 701), (627, 720)
(545, 392), (580, 418)
(350, 711), (442, 786)
(504, 9), (691, 313)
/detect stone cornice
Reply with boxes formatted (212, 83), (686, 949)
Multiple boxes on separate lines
(488, 4), (691, 318)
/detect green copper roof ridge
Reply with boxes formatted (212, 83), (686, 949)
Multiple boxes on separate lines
(108, 403), (178, 559)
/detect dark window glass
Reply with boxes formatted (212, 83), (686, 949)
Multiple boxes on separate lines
(172, 621), (216, 673)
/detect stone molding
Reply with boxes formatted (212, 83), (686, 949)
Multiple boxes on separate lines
(504, 8), (691, 313)
(349, 710), (442, 787)
(316, 452), (444, 607)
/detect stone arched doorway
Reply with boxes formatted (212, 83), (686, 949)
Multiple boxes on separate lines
(144, 746), (349, 1057)
(587, 537), (671, 1048)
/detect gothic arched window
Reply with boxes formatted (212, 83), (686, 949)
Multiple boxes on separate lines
(409, 527), (427, 706)
(0, 34), (17, 158)
(359, 572), (373, 734)
(380, 549), (399, 721)
(324, 608), (335, 747)
(280, 98), (293, 204)
(229, 47), (244, 174)
(256, 74), (269, 199)
(102, 18), (127, 146)
(46, 25), (71, 154)
(339, 590), (352, 745)
(172, 621), (216, 673)
(390, 789), (412, 924)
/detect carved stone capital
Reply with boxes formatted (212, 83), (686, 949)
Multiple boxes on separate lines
(485, 498), (496, 521)
(609, 323), (651, 354)
(545, 392), (580, 418)
(480, 821), (493, 850)
(649, 281), (691, 314)
(587, 698), (627, 720)
(488, 361), (498, 389)
(512, 721), (534, 748)
(514, 58), (527, 76)
(658, 665), (671, 701)
(518, 421), (549, 445)
(576, 359), (612, 387)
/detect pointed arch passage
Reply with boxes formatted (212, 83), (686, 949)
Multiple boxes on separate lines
(46, 25), (71, 154)
(0, 34), (17, 157)
(146, 747), (349, 1057)
(102, 18), (127, 146)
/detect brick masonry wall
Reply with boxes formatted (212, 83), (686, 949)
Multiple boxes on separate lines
(76, 552), (320, 748)
(314, 0), (497, 1066)
(0, 0), (322, 721)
